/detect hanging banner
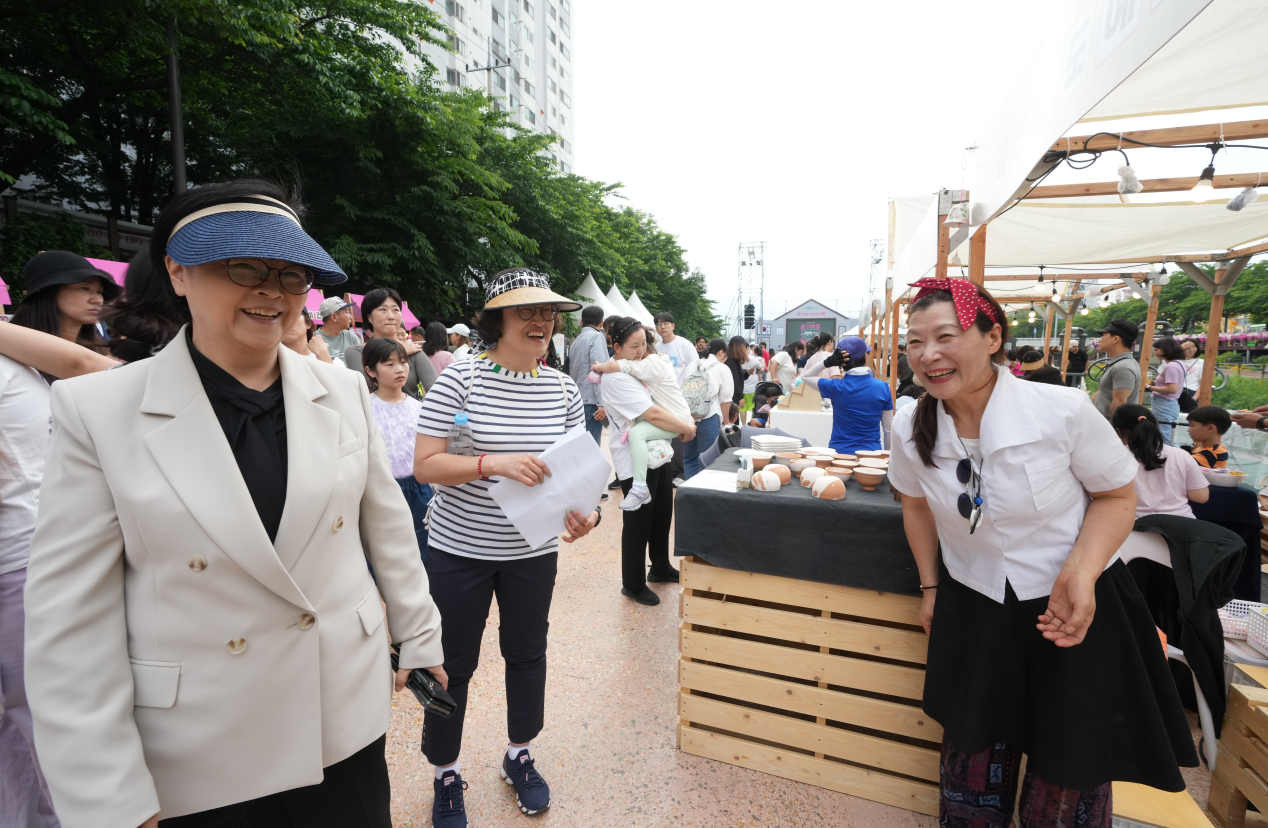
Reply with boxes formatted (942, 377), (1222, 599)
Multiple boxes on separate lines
(965, 0), (1213, 228)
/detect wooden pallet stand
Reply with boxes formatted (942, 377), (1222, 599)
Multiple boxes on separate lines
(1211, 683), (1268, 827)
(676, 556), (940, 816)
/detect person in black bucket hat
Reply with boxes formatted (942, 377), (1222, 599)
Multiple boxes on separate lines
(22, 179), (447, 828)
(11, 251), (120, 352)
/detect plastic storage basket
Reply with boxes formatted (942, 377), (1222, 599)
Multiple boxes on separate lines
(1222, 600), (1267, 640)
(1248, 605), (1268, 657)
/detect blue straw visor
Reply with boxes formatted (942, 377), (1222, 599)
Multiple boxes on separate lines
(166, 211), (347, 284)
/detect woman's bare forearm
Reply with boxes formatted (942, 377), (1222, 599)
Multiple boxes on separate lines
(641, 404), (693, 435)
(414, 435), (482, 485)
(0, 322), (116, 377)
(1064, 482), (1136, 577)
(900, 494), (941, 586)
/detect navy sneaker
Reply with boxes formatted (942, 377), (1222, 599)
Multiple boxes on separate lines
(432, 771), (468, 827)
(500, 750), (551, 815)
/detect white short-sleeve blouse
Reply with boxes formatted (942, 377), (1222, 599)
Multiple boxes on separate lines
(888, 368), (1136, 603)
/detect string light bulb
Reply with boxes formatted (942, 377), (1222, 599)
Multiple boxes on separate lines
(1080, 305), (1090, 316)
(1191, 165), (1216, 202)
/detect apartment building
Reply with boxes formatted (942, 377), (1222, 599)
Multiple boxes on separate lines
(418, 0), (575, 173)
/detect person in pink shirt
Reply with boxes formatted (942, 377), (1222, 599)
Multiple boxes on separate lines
(423, 320), (456, 375)
(1112, 404), (1208, 518)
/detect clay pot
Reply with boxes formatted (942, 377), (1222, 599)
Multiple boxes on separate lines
(826, 467), (853, 479)
(750, 451), (773, 470)
(858, 457), (889, 469)
(768, 464), (792, 485)
(800, 467), (826, 487)
(752, 470), (782, 491)
(811, 476), (846, 500)
(855, 469), (886, 491)
(810, 455), (834, 468)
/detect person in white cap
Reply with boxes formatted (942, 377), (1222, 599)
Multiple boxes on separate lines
(316, 296), (358, 366)
(446, 323), (471, 359)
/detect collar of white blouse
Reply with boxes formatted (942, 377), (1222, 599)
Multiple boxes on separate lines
(929, 367), (1044, 462)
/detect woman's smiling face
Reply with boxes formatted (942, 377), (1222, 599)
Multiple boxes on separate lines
(500, 305), (556, 360)
(905, 300), (1000, 400)
(168, 256), (306, 355)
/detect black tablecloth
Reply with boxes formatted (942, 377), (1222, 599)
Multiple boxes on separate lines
(673, 449), (921, 595)
(1191, 485), (1262, 602)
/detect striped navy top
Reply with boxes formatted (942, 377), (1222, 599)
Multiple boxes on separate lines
(417, 354), (583, 559)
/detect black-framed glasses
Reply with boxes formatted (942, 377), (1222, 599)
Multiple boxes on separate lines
(956, 458), (984, 534)
(222, 258), (314, 296)
(516, 305), (560, 321)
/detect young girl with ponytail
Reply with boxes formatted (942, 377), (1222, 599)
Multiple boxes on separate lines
(1111, 403), (1208, 518)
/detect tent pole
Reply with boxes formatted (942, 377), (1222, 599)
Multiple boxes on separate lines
(1058, 280), (1081, 382)
(889, 299), (902, 395)
(869, 300), (880, 371)
(969, 225), (986, 286)
(1199, 266), (1229, 407)
(1136, 283), (1162, 404)
(1041, 304), (1055, 364)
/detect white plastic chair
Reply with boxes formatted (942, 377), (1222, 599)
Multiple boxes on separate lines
(1116, 530), (1219, 769)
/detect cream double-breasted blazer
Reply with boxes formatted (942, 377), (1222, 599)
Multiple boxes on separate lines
(24, 330), (443, 827)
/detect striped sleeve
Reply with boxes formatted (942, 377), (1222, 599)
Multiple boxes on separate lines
(417, 359), (470, 438)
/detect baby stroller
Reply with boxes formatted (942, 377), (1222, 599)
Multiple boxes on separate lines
(749, 381), (785, 427)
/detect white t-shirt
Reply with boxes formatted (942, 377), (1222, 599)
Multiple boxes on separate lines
(741, 355), (763, 393)
(770, 351), (796, 388)
(599, 371), (654, 481)
(0, 355), (52, 575)
(1177, 358), (1204, 392)
(657, 335), (698, 385)
(452, 344), (471, 360)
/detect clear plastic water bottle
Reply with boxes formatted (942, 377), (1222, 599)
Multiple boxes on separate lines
(446, 413), (476, 456)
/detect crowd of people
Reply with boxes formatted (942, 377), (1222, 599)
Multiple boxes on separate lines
(2, 177), (1266, 828)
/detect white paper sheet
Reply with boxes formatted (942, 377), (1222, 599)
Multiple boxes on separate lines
(677, 470), (737, 493)
(489, 426), (611, 550)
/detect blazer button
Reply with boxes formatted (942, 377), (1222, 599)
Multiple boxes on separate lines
(188, 555), (208, 571)
(298, 613), (315, 630)
(227, 638), (247, 655)
(332, 516), (344, 532)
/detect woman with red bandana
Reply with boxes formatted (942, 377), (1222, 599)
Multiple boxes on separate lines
(886, 279), (1196, 826)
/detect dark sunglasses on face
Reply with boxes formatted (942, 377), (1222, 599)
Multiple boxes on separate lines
(516, 305), (560, 321)
(222, 258), (315, 296)
(955, 458), (984, 534)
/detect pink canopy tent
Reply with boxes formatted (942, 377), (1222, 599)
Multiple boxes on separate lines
(85, 257), (129, 287)
(0, 276), (10, 306)
(306, 289), (324, 320)
(401, 301), (420, 330)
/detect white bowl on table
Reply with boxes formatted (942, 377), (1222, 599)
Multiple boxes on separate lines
(1202, 468), (1246, 488)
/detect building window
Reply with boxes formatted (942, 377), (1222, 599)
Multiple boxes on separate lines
(445, 0), (465, 22)
(526, 109), (536, 124)
(447, 35), (465, 54)
(548, 78), (556, 93)
(446, 68), (463, 86)
(523, 80), (535, 97)
(492, 8), (503, 27)
(548, 2), (556, 18)
(560, 43), (569, 61)
(561, 161), (571, 174)
(559, 112), (566, 125)
(511, 95), (519, 111)
(523, 53), (531, 68)
(561, 138), (571, 153)
(560, 90), (570, 108)
(548, 28), (556, 44)
(560, 16), (569, 36)
(549, 54), (556, 69)
(561, 0), (570, 10)
(495, 72), (507, 90)
(523, 0), (534, 19)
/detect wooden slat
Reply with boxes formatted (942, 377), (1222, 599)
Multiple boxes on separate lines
(1030, 172), (1268, 200)
(1052, 119), (1268, 153)
(680, 627), (926, 701)
(682, 558), (921, 626)
(680, 693), (938, 782)
(1228, 685), (1268, 733)
(679, 660), (942, 742)
(1210, 763), (1248, 828)
(679, 726), (939, 816)
(682, 594), (929, 664)
(1234, 763), (1268, 819)
(1110, 782), (1211, 828)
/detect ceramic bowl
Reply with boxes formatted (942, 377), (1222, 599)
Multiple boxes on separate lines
(800, 467), (826, 487)
(854, 469), (886, 491)
(832, 459), (858, 469)
(752, 469), (782, 491)
(826, 467), (853, 479)
(773, 452), (802, 466)
(856, 450), (884, 457)
(858, 457), (889, 469)
(812, 476), (846, 500)
(1203, 469), (1245, 488)
(810, 455), (835, 468)
(768, 464), (793, 485)
(833, 453), (856, 461)
(749, 451), (773, 470)
(789, 458), (817, 474)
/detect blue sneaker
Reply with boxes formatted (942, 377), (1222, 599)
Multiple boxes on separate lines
(500, 750), (551, 814)
(432, 771), (468, 827)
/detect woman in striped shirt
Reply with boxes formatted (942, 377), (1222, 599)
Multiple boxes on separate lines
(413, 269), (598, 828)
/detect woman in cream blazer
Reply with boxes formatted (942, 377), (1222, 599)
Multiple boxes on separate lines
(23, 180), (445, 828)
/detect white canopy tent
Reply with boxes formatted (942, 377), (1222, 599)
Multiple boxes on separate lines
(626, 291), (656, 326)
(605, 285), (637, 319)
(574, 273), (618, 318)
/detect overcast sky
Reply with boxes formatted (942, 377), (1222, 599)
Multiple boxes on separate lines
(571, 1), (1267, 334)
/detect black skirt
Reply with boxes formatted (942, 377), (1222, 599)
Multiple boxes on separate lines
(923, 560), (1198, 792)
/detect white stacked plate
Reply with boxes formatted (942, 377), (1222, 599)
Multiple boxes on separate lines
(751, 436), (803, 453)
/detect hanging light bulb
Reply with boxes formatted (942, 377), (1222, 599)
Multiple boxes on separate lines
(1051, 285), (1058, 297)
(1191, 164), (1217, 202)
(1038, 266), (1045, 284)
(1080, 305), (1090, 316)
(1010, 318), (1018, 326)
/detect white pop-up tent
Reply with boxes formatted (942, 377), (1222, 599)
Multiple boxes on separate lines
(885, 0), (1268, 409)
(605, 285), (637, 319)
(626, 291), (656, 327)
(574, 273), (617, 318)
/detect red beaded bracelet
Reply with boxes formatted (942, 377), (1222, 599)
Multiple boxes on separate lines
(478, 454), (490, 480)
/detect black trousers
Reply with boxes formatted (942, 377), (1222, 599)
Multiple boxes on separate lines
(670, 436), (685, 477)
(619, 465), (674, 592)
(422, 547), (558, 766)
(159, 735), (390, 828)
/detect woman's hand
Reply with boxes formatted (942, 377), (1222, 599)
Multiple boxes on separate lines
(591, 359), (618, 373)
(395, 664), (450, 693)
(1232, 409), (1268, 430)
(401, 338), (423, 356)
(1037, 566), (1098, 647)
(139, 817), (159, 828)
(919, 588), (936, 635)
(309, 334), (333, 364)
(679, 423), (697, 442)
(560, 508), (598, 543)
(486, 453), (551, 486)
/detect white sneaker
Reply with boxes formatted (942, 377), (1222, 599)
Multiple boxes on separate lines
(619, 486), (652, 511)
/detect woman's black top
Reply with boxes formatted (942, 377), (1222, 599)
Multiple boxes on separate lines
(188, 330), (289, 542)
(727, 359), (745, 403)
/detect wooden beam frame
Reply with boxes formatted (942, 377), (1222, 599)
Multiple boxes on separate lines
(1058, 280), (1081, 382)
(977, 272), (1147, 282)
(1029, 172), (1268, 200)
(1136, 284), (1162, 405)
(1069, 237), (1268, 264)
(1051, 119), (1268, 154)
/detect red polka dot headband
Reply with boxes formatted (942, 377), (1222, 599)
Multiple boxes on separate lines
(910, 278), (1000, 330)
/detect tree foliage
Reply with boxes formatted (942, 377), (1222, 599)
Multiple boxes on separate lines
(0, 0), (722, 335)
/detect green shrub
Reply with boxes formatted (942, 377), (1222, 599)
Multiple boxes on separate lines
(1212, 375), (1268, 410)
(1254, 355), (1268, 365)
(1219, 351), (1244, 364)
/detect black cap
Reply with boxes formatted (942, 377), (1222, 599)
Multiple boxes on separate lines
(22, 251), (120, 300)
(1094, 319), (1136, 347)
